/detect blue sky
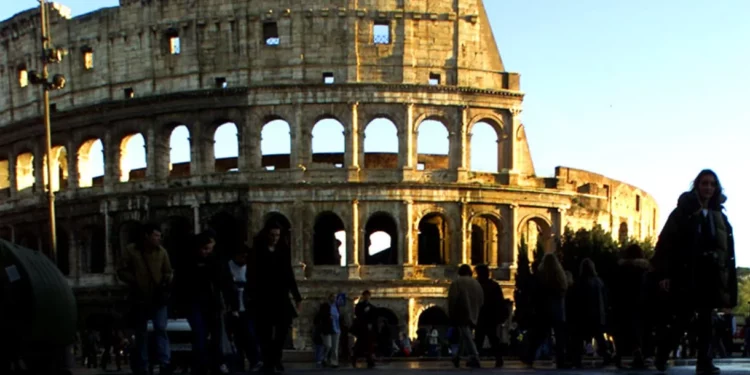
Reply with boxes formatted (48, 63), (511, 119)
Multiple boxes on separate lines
(3, 1), (747, 267)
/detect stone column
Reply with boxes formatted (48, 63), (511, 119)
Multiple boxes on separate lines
(507, 108), (522, 172)
(345, 102), (361, 181)
(347, 199), (361, 279)
(8, 152), (17, 198)
(398, 103), (415, 169)
(237, 111), (251, 171)
(104, 131), (120, 188)
(192, 202), (201, 233)
(292, 201), (307, 279)
(145, 127), (158, 180)
(552, 208), (566, 252)
(508, 204), (518, 269)
(101, 200), (114, 273)
(65, 139), (79, 189)
(247, 115), (263, 170)
(33, 142), (44, 193)
(189, 121), (204, 175)
(290, 104), (309, 169)
(402, 199), (414, 265)
(68, 229), (78, 282)
(459, 200), (469, 264)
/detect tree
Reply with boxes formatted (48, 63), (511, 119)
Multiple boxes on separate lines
(734, 269), (750, 317)
(531, 237), (545, 275)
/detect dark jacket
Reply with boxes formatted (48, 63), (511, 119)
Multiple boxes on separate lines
(532, 273), (568, 324)
(477, 278), (507, 326)
(352, 300), (376, 336)
(251, 238), (302, 322)
(612, 258), (650, 324)
(571, 275), (608, 328)
(314, 302), (336, 335)
(652, 192), (737, 308)
(174, 254), (224, 311)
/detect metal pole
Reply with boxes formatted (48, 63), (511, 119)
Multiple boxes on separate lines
(40, 0), (57, 260)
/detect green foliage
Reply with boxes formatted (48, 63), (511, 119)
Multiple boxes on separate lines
(734, 271), (750, 317)
(531, 237), (546, 275)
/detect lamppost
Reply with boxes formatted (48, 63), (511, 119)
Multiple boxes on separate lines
(28, 0), (66, 261)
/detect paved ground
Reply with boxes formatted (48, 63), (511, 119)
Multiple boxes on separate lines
(72, 359), (750, 375)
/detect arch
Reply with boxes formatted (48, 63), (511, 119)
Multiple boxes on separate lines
(261, 119), (291, 170)
(214, 122), (239, 172)
(470, 213), (502, 265)
(363, 118), (399, 169)
(15, 151), (34, 191)
(467, 114), (504, 135)
(208, 212), (245, 258)
(119, 133), (146, 182)
(161, 216), (193, 269)
(169, 125), (191, 177)
(469, 122), (499, 173)
(261, 211), (292, 248)
(518, 215), (553, 255)
(311, 118), (345, 168)
(80, 225), (106, 274)
(313, 211), (346, 266)
(374, 306), (400, 343)
(618, 222), (629, 243)
(77, 139), (104, 188)
(416, 119), (450, 170)
(364, 212), (398, 265)
(417, 212), (449, 265)
(417, 305), (450, 328)
(42, 145), (69, 192)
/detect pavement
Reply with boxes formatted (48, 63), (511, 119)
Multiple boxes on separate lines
(71, 359), (750, 375)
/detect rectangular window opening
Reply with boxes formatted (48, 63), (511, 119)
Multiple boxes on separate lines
(83, 50), (94, 70)
(373, 22), (390, 44)
(169, 36), (181, 55)
(417, 163), (425, 171)
(124, 88), (135, 99)
(215, 77), (227, 88)
(636, 195), (641, 211)
(334, 163), (343, 168)
(263, 22), (280, 46)
(265, 165), (276, 171)
(18, 68), (28, 88)
(429, 73), (441, 85)
(323, 72), (335, 84)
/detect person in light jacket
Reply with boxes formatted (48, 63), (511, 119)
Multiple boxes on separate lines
(447, 264), (484, 369)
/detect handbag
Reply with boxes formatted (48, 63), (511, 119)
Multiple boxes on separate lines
(139, 250), (171, 308)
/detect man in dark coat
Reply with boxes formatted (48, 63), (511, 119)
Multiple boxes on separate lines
(351, 290), (377, 368)
(250, 222), (302, 374)
(651, 170), (737, 375)
(473, 264), (507, 368)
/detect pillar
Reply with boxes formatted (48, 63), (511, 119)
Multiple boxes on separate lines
(247, 115), (262, 169)
(104, 131), (120, 187)
(506, 108), (522, 172)
(345, 102), (361, 180)
(398, 103), (415, 169)
(347, 199), (361, 279)
(192, 202), (201, 233)
(7, 152), (16, 198)
(459, 200), (468, 264)
(146, 127), (158, 179)
(402, 199), (414, 265)
(290, 104), (309, 168)
(101, 200), (114, 273)
(66, 139), (79, 189)
(237, 111), (252, 171)
(190, 121), (205, 175)
(552, 208), (565, 252)
(508, 204), (518, 269)
(33, 143), (44, 192)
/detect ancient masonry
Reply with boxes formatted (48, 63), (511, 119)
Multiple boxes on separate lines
(0, 1), (657, 347)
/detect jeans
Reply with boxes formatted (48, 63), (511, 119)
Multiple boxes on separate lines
(227, 312), (261, 369)
(322, 332), (341, 366)
(132, 305), (170, 372)
(453, 326), (480, 361)
(474, 323), (503, 362)
(186, 305), (223, 373)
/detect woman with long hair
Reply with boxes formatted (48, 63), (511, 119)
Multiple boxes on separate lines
(652, 169), (737, 375)
(521, 252), (570, 369)
(568, 258), (611, 367)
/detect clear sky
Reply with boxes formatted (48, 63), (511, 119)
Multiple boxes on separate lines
(2, 1), (747, 267)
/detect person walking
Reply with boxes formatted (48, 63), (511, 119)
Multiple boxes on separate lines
(314, 293), (342, 368)
(224, 245), (262, 372)
(448, 264), (484, 369)
(652, 169), (737, 375)
(568, 258), (611, 367)
(117, 223), (173, 375)
(612, 244), (650, 369)
(251, 222), (302, 374)
(473, 264), (507, 368)
(520, 253), (570, 369)
(174, 231), (228, 375)
(351, 290), (377, 368)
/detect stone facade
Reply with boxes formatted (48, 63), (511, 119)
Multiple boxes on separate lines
(0, 1), (657, 347)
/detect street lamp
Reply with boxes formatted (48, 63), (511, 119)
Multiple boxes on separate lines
(28, 0), (66, 261)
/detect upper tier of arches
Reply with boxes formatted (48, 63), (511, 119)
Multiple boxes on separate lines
(0, 103), (519, 199)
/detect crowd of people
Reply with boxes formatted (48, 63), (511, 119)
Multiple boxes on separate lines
(110, 169), (739, 375)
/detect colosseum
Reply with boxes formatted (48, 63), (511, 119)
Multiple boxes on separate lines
(0, 0), (657, 347)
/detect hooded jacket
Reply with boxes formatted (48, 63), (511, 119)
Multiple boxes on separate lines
(652, 192), (737, 308)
